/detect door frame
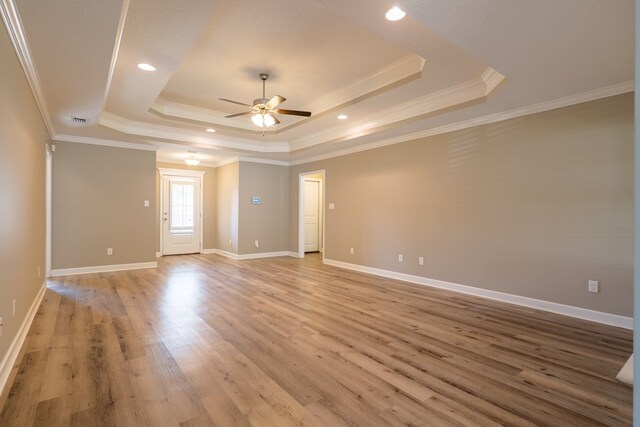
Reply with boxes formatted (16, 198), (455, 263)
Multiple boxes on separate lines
(158, 168), (206, 256)
(298, 170), (325, 259)
(45, 144), (52, 277)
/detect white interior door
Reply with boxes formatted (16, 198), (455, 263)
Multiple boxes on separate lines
(304, 180), (320, 252)
(162, 176), (201, 255)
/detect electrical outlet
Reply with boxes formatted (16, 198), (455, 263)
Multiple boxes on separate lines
(228, 239), (232, 246)
(350, 247), (354, 255)
(144, 200), (150, 207)
(418, 257), (424, 266)
(398, 254), (403, 262)
(588, 280), (599, 293)
(12, 299), (16, 317)
(107, 248), (113, 256)
(254, 240), (259, 248)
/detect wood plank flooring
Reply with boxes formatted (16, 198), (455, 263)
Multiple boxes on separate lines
(0, 253), (632, 426)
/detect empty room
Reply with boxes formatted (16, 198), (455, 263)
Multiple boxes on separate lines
(0, 0), (637, 425)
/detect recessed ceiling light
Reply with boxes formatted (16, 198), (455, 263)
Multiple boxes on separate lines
(206, 128), (216, 133)
(137, 63), (156, 72)
(385, 6), (406, 21)
(337, 114), (348, 120)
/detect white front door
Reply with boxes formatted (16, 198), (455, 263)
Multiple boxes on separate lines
(162, 176), (201, 255)
(304, 179), (320, 252)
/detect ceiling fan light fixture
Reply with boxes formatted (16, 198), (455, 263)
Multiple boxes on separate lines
(252, 112), (276, 128)
(385, 6), (406, 21)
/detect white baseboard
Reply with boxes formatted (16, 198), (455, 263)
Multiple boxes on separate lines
(323, 259), (633, 330)
(51, 261), (157, 277)
(0, 282), (46, 398)
(155, 252), (161, 258)
(203, 249), (297, 260)
(288, 251), (304, 258)
(616, 355), (633, 385)
(238, 251), (291, 260)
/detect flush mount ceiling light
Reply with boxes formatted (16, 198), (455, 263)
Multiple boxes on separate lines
(385, 6), (406, 21)
(206, 128), (216, 133)
(137, 63), (156, 71)
(185, 151), (200, 166)
(337, 114), (348, 120)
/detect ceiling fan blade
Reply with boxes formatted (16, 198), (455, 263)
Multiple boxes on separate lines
(271, 114), (280, 125)
(225, 111), (253, 118)
(265, 95), (286, 109)
(275, 108), (312, 117)
(219, 98), (252, 107)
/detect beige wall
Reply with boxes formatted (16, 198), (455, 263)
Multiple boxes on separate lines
(238, 162), (289, 254)
(290, 93), (634, 316)
(156, 162), (217, 251)
(52, 141), (156, 268)
(215, 162), (239, 253)
(0, 24), (49, 372)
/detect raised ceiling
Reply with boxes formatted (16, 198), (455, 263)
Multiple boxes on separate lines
(2, 0), (634, 166)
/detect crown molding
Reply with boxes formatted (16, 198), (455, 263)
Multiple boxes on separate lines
(99, 0), (129, 113)
(290, 80), (634, 166)
(148, 55), (425, 134)
(53, 134), (159, 151)
(305, 54), (426, 117)
(156, 157), (219, 168)
(100, 112), (290, 152)
(481, 67), (506, 94)
(214, 156), (289, 168)
(289, 70), (499, 152)
(157, 167), (206, 178)
(0, 0), (55, 136)
(150, 98), (262, 132)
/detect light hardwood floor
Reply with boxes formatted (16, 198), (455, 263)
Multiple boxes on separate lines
(0, 253), (632, 426)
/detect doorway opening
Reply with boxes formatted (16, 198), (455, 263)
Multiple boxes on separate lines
(45, 144), (52, 277)
(298, 170), (325, 259)
(158, 168), (205, 256)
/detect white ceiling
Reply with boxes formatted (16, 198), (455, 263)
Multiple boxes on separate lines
(4, 0), (634, 166)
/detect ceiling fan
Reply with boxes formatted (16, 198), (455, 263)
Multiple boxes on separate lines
(219, 73), (312, 130)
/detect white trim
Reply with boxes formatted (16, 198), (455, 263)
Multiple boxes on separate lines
(99, 0), (129, 113)
(237, 251), (291, 260)
(290, 80), (635, 166)
(157, 168), (206, 178)
(205, 249), (295, 260)
(616, 355), (633, 385)
(150, 55), (424, 134)
(214, 156), (289, 168)
(158, 170), (204, 256)
(0, 0), (55, 136)
(45, 145), (52, 277)
(0, 282), (47, 397)
(53, 134), (159, 152)
(287, 251), (303, 258)
(298, 170), (326, 259)
(155, 252), (161, 258)
(51, 262), (157, 277)
(289, 71), (504, 152)
(213, 249), (239, 260)
(100, 112), (290, 153)
(322, 258), (633, 330)
(156, 157), (219, 168)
